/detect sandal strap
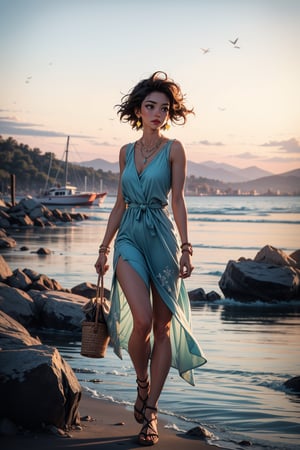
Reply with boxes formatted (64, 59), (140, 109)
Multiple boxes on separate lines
(136, 378), (149, 401)
(136, 377), (149, 387)
(140, 417), (158, 437)
(139, 407), (159, 444)
(141, 405), (158, 433)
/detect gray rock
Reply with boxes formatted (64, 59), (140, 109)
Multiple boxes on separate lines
(0, 311), (81, 430)
(0, 283), (36, 327)
(0, 310), (40, 349)
(0, 229), (16, 249)
(186, 425), (213, 439)
(7, 268), (32, 291)
(72, 281), (110, 299)
(254, 245), (298, 267)
(206, 290), (221, 301)
(0, 417), (19, 436)
(0, 255), (14, 282)
(36, 247), (52, 255)
(0, 345), (81, 429)
(28, 273), (65, 291)
(188, 288), (206, 302)
(219, 259), (300, 301)
(284, 376), (300, 393)
(29, 290), (86, 332)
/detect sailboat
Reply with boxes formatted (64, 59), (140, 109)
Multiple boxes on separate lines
(37, 136), (107, 206)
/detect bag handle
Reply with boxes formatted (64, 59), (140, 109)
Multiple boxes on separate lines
(94, 274), (104, 325)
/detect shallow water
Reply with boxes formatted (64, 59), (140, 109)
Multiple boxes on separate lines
(2, 196), (300, 449)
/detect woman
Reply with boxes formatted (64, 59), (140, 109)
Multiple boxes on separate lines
(95, 71), (206, 446)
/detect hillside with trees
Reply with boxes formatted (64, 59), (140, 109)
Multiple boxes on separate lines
(0, 136), (119, 196)
(0, 136), (299, 197)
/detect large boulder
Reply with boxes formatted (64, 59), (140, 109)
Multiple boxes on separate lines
(0, 310), (41, 349)
(219, 246), (300, 302)
(254, 245), (298, 267)
(284, 376), (300, 393)
(0, 311), (81, 430)
(0, 283), (37, 328)
(29, 290), (87, 332)
(72, 281), (110, 299)
(0, 229), (16, 248)
(0, 255), (13, 282)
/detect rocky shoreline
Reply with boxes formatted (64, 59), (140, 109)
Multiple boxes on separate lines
(1, 253), (300, 439)
(0, 196), (300, 437)
(0, 196), (89, 249)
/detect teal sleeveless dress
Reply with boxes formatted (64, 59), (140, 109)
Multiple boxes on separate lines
(106, 140), (207, 385)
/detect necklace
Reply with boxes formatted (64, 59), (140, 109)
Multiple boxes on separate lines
(139, 138), (162, 164)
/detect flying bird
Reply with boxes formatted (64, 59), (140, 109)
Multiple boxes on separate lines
(229, 38), (240, 49)
(229, 38), (238, 45)
(201, 48), (210, 54)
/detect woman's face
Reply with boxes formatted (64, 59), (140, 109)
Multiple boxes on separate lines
(139, 91), (170, 130)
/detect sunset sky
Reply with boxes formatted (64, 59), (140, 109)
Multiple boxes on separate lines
(1, 0), (299, 174)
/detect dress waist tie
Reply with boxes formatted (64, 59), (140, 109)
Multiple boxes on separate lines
(126, 202), (167, 236)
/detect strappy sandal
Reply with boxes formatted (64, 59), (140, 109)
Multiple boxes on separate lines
(134, 377), (149, 424)
(138, 405), (159, 446)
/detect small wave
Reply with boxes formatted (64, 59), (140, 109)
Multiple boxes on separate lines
(215, 298), (300, 308)
(195, 243), (262, 250)
(163, 422), (185, 432)
(73, 367), (98, 374)
(86, 216), (107, 221)
(105, 369), (129, 377)
(188, 208), (252, 215)
(204, 270), (224, 277)
(189, 217), (300, 224)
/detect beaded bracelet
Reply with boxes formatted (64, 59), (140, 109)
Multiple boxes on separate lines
(181, 242), (193, 256)
(99, 244), (110, 255)
(180, 242), (192, 249)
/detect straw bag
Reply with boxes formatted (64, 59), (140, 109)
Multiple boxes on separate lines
(81, 274), (110, 358)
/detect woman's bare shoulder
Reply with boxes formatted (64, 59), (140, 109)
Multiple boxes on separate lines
(119, 143), (130, 160)
(171, 138), (183, 147)
(169, 139), (185, 160)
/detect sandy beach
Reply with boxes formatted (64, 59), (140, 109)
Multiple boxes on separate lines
(1, 392), (223, 450)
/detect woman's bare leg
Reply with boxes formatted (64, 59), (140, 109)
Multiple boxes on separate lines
(116, 258), (152, 419)
(148, 283), (172, 407)
(140, 284), (172, 444)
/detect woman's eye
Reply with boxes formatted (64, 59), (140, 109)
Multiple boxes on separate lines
(162, 107), (169, 112)
(145, 104), (153, 109)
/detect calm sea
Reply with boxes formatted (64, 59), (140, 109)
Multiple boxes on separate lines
(3, 196), (300, 450)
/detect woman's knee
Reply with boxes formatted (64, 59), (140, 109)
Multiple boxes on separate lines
(133, 315), (152, 337)
(153, 320), (171, 341)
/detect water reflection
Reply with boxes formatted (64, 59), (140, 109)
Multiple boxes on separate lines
(192, 301), (300, 323)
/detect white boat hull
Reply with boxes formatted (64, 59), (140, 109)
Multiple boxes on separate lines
(37, 186), (106, 206)
(38, 137), (107, 207)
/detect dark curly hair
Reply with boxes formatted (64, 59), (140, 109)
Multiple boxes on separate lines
(116, 71), (194, 130)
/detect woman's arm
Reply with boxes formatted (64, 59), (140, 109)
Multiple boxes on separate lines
(95, 145), (127, 274)
(170, 140), (194, 278)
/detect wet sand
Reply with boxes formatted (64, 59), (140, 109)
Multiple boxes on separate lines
(0, 392), (224, 449)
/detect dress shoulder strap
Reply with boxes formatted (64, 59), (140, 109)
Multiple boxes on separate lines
(165, 139), (175, 158)
(125, 142), (135, 163)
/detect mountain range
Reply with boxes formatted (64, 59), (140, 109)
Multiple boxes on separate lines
(77, 158), (300, 195)
(77, 158), (272, 182)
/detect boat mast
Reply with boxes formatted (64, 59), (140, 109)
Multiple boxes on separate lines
(64, 136), (70, 185)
